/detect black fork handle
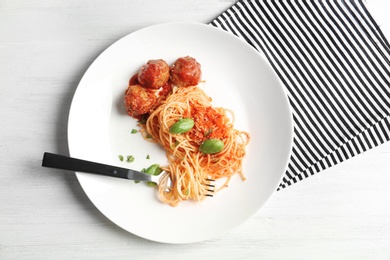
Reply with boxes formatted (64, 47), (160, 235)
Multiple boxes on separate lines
(42, 152), (129, 179)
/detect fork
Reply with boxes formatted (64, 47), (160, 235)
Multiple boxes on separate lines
(42, 152), (215, 196)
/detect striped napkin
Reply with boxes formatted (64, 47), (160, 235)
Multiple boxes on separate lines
(211, 0), (390, 190)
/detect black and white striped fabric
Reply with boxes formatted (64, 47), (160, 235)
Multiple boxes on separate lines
(211, 0), (390, 190)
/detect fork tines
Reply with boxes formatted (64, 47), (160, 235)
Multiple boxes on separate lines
(204, 178), (215, 197)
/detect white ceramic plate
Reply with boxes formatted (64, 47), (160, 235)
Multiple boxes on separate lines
(68, 22), (293, 244)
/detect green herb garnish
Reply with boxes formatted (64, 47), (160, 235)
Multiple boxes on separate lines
(145, 164), (162, 187)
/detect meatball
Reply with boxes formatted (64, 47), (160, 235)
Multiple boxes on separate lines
(129, 73), (139, 86)
(124, 84), (157, 117)
(137, 59), (170, 89)
(170, 56), (201, 87)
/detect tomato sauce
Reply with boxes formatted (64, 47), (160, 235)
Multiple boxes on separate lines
(188, 104), (229, 144)
(129, 74), (139, 86)
(158, 81), (172, 97)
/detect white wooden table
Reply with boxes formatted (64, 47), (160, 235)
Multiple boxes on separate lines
(1, 1), (390, 259)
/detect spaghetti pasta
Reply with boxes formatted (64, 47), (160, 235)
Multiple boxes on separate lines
(144, 86), (250, 206)
(124, 56), (250, 206)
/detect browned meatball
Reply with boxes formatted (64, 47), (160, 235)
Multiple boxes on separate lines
(170, 56), (201, 87)
(124, 84), (157, 118)
(137, 59), (170, 89)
